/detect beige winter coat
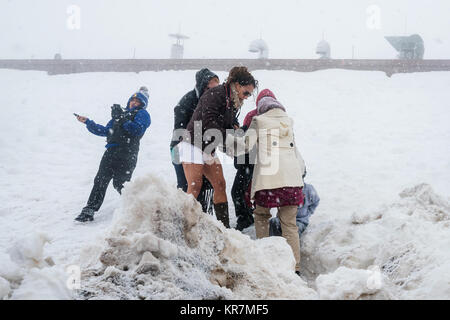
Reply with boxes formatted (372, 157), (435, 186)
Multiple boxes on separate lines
(226, 108), (306, 198)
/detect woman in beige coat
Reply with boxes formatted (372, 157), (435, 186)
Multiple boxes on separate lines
(227, 89), (306, 274)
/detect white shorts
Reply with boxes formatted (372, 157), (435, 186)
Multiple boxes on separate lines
(178, 142), (218, 165)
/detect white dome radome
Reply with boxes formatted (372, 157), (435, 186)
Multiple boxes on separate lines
(249, 39), (269, 59)
(316, 40), (331, 59)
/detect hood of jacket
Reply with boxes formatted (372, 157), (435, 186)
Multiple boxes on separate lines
(194, 68), (219, 98)
(257, 96), (286, 115)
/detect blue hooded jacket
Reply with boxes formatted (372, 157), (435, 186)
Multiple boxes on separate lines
(269, 183), (320, 237)
(85, 90), (151, 148)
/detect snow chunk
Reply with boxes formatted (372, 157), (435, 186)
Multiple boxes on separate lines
(398, 183), (450, 222)
(10, 267), (73, 300)
(79, 174), (317, 300)
(136, 251), (160, 274)
(1, 232), (73, 300)
(8, 232), (51, 268)
(0, 251), (23, 283)
(0, 277), (11, 300)
(316, 266), (390, 299)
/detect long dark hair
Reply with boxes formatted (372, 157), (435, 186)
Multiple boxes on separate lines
(225, 66), (258, 88)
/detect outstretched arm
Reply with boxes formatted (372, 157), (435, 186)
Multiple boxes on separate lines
(85, 119), (114, 137)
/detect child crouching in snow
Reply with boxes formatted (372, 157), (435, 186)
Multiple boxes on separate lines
(269, 182), (320, 237)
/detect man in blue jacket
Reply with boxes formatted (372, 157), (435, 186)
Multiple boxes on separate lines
(74, 87), (151, 222)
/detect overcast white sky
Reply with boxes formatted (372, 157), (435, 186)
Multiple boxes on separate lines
(1, 0), (449, 59)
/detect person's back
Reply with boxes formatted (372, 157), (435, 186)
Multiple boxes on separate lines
(227, 91), (306, 275)
(171, 89), (197, 147)
(249, 107), (305, 200)
(231, 90), (274, 231)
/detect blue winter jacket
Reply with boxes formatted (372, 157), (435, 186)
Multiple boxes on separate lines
(85, 106), (151, 148)
(269, 183), (320, 237)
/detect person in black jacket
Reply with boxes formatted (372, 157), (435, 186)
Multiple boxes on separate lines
(232, 108), (257, 231)
(170, 68), (219, 214)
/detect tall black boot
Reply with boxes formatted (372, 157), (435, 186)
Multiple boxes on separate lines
(198, 177), (214, 215)
(214, 202), (230, 228)
(235, 213), (254, 231)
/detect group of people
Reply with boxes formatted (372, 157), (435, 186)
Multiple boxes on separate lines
(74, 66), (319, 276)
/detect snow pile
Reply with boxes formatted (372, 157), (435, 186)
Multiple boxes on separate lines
(302, 183), (450, 299)
(0, 277), (10, 299)
(0, 233), (73, 300)
(78, 174), (317, 300)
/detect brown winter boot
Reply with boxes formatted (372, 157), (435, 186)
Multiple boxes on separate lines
(213, 202), (230, 228)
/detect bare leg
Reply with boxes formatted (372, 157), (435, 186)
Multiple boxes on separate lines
(202, 161), (227, 204)
(182, 163), (204, 199)
(203, 160), (229, 227)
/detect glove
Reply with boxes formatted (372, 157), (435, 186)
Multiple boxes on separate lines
(111, 104), (124, 120)
(170, 146), (180, 164)
(224, 144), (236, 158)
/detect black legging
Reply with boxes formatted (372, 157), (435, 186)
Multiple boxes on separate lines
(231, 163), (254, 220)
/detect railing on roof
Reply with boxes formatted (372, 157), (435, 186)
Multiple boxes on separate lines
(1, 59), (449, 77)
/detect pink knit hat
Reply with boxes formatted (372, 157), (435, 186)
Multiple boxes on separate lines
(256, 88), (276, 106)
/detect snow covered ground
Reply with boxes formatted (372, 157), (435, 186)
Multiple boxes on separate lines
(0, 68), (449, 299)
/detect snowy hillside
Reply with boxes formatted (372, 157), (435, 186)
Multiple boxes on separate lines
(0, 69), (449, 299)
